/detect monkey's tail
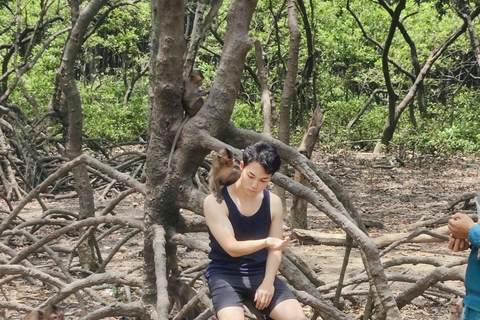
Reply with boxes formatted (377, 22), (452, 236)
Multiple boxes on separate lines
(167, 115), (190, 170)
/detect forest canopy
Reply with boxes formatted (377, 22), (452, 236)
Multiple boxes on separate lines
(0, 0), (479, 154)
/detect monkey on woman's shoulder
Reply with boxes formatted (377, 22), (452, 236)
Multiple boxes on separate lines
(182, 70), (209, 117)
(208, 148), (241, 203)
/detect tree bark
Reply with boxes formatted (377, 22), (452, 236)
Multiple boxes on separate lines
(274, 0), (300, 215)
(376, 0), (427, 118)
(144, 0), (185, 314)
(254, 40), (273, 137)
(58, 0), (107, 272)
(373, 0), (405, 154)
(291, 106), (323, 229)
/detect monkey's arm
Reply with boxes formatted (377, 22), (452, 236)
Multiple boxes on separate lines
(204, 194), (285, 257)
(24, 311), (41, 320)
(209, 177), (221, 198)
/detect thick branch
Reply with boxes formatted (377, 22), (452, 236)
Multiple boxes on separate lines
(78, 301), (144, 320)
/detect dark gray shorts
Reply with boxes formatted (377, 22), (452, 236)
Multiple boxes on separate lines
(207, 273), (296, 317)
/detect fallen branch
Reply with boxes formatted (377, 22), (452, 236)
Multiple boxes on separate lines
(290, 287), (354, 320)
(8, 216), (144, 265)
(280, 254), (351, 319)
(172, 287), (209, 320)
(97, 229), (141, 273)
(78, 301), (144, 320)
(447, 192), (479, 211)
(283, 247), (325, 286)
(293, 225), (449, 248)
(168, 231), (210, 253)
(49, 272), (142, 306)
(0, 301), (33, 313)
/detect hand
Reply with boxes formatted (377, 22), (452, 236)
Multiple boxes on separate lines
(265, 236), (290, 250)
(448, 234), (470, 252)
(448, 213), (475, 239)
(254, 281), (274, 310)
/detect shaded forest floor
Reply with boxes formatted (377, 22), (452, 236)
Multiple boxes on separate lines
(1, 150), (479, 319)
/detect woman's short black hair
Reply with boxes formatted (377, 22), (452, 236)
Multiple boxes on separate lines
(242, 141), (281, 174)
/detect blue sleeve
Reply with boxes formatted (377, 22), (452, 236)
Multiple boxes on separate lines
(468, 224), (480, 248)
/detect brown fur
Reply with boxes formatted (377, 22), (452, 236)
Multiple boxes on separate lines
(24, 304), (64, 320)
(167, 275), (202, 320)
(209, 148), (241, 203)
(448, 296), (463, 320)
(168, 70), (209, 170)
(182, 70), (208, 117)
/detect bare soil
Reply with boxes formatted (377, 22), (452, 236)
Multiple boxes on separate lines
(291, 150), (479, 319)
(1, 150), (479, 319)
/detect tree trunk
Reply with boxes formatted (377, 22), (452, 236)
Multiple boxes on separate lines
(373, 0), (405, 154)
(58, 0), (108, 272)
(145, 0), (260, 316)
(0, 126), (25, 200)
(254, 40), (273, 137)
(376, 0), (428, 119)
(143, 0), (185, 315)
(274, 0), (300, 215)
(291, 106), (323, 229)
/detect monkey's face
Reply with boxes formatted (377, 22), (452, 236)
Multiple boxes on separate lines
(192, 74), (203, 87)
(239, 161), (272, 195)
(216, 149), (234, 167)
(219, 156), (233, 167)
(50, 313), (64, 320)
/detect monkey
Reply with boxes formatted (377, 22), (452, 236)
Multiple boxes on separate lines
(24, 303), (65, 320)
(395, 143), (406, 166)
(167, 70), (209, 170)
(208, 148), (241, 203)
(182, 70), (208, 117)
(167, 274), (202, 320)
(448, 296), (464, 320)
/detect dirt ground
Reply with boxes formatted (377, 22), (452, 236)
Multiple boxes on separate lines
(290, 150), (479, 319)
(1, 150), (479, 319)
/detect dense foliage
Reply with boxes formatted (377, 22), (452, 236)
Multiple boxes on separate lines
(0, 0), (479, 154)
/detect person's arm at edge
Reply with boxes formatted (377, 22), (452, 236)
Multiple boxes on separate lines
(468, 224), (480, 248)
(204, 194), (288, 257)
(448, 213), (475, 251)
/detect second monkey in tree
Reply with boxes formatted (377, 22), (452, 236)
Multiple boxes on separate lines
(168, 70), (209, 169)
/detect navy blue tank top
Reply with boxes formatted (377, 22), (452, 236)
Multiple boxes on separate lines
(206, 187), (271, 278)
